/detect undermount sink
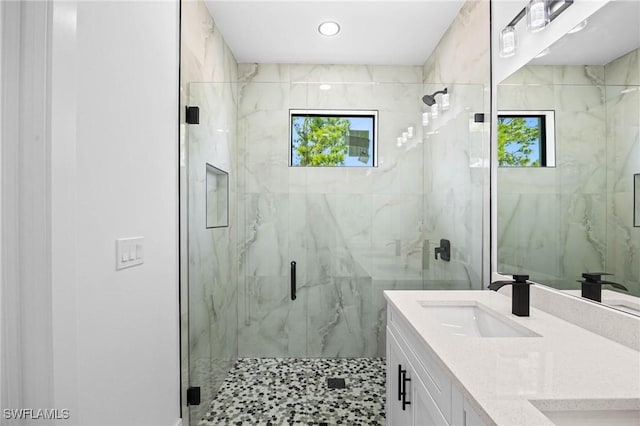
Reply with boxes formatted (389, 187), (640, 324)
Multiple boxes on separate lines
(540, 409), (640, 426)
(531, 400), (640, 426)
(419, 302), (538, 338)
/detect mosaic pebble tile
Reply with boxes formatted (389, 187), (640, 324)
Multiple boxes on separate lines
(199, 358), (386, 425)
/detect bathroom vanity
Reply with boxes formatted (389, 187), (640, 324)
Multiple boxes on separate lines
(384, 289), (640, 425)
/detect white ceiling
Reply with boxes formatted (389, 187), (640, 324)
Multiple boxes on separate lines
(203, 1), (465, 65)
(530, 0), (640, 66)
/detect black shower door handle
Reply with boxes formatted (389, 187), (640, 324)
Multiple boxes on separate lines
(290, 261), (297, 301)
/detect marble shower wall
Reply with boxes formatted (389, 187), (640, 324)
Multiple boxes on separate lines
(236, 65), (428, 359)
(180, 0), (239, 422)
(605, 49), (640, 296)
(422, 0), (491, 288)
(497, 53), (640, 300)
(497, 65), (608, 287)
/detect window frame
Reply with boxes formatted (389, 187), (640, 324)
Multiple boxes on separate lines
(497, 110), (556, 168)
(288, 109), (379, 168)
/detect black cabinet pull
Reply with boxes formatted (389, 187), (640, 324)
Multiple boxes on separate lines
(290, 261), (297, 301)
(401, 369), (411, 410)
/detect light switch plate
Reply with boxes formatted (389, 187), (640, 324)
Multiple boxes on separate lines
(116, 237), (144, 270)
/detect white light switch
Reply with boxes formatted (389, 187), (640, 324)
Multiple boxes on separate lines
(116, 237), (144, 270)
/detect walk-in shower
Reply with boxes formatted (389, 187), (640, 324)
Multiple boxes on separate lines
(183, 71), (489, 423)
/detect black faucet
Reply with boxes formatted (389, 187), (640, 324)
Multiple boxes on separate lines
(434, 239), (450, 262)
(578, 272), (628, 303)
(488, 274), (531, 317)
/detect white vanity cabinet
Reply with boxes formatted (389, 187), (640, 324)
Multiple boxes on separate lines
(386, 307), (486, 426)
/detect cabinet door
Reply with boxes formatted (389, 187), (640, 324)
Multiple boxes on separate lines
(387, 329), (413, 426)
(452, 386), (486, 426)
(412, 374), (449, 426)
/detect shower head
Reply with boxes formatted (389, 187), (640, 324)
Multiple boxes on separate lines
(422, 88), (448, 106)
(422, 94), (436, 106)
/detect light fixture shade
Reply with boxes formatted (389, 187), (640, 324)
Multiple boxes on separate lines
(527, 0), (549, 33)
(422, 112), (430, 126)
(430, 103), (439, 118)
(407, 126), (414, 138)
(499, 26), (517, 58)
(397, 137), (403, 147)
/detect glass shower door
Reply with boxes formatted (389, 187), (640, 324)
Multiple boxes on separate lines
(186, 82), (238, 425)
(236, 82), (308, 358)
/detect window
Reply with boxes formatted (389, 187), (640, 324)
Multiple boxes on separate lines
(498, 110), (555, 167)
(289, 110), (377, 167)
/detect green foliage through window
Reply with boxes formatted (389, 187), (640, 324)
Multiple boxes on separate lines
(498, 115), (545, 167)
(290, 112), (376, 167)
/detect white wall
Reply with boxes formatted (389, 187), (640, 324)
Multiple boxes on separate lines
(68, 1), (180, 424)
(1, 1), (180, 425)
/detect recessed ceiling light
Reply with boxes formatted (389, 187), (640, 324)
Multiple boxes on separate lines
(319, 84), (332, 91)
(535, 48), (550, 58)
(567, 20), (587, 34)
(318, 21), (340, 37)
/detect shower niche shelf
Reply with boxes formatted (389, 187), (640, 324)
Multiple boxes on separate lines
(206, 163), (229, 228)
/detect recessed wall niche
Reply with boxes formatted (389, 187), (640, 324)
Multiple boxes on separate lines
(206, 163), (229, 228)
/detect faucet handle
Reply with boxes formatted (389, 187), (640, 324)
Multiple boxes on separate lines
(581, 272), (613, 282)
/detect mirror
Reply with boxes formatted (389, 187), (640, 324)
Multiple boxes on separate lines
(206, 163), (229, 228)
(496, 0), (640, 315)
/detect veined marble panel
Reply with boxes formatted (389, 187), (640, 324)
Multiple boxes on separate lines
(240, 193), (290, 277)
(423, 0), (489, 85)
(604, 50), (640, 298)
(237, 276), (307, 358)
(305, 277), (375, 357)
(605, 48), (640, 86)
(236, 24), (491, 354)
(501, 65), (605, 86)
(182, 3), (240, 418)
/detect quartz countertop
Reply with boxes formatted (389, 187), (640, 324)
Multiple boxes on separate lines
(384, 289), (640, 426)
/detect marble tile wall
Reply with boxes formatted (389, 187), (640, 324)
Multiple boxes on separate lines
(497, 65), (608, 287)
(181, 0), (490, 375)
(236, 65), (427, 358)
(422, 0), (491, 289)
(180, 0), (239, 422)
(605, 48), (640, 297)
(235, 0), (490, 358)
(498, 53), (640, 299)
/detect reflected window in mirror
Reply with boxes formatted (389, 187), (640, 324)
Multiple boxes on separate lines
(498, 110), (555, 167)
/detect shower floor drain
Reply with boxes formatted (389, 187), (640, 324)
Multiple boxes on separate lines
(327, 378), (346, 389)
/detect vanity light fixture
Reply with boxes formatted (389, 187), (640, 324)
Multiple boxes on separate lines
(422, 112), (430, 126)
(499, 0), (574, 58)
(499, 26), (517, 58)
(318, 21), (340, 36)
(527, 0), (549, 33)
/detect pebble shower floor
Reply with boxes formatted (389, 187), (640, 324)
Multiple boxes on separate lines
(199, 357), (386, 425)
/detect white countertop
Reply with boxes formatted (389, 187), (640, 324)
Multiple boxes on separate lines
(384, 289), (640, 426)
